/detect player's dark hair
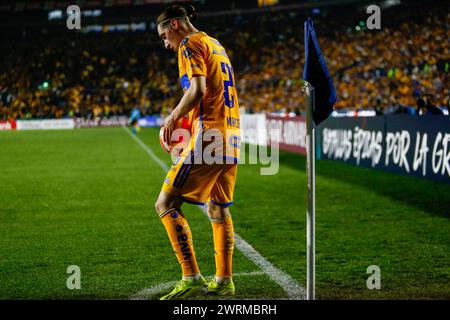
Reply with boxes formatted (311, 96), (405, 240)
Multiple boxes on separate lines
(157, 5), (197, 28)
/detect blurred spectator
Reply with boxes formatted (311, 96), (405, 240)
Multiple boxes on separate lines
(424, 95), (444, 115)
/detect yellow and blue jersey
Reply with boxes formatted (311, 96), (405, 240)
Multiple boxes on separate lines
(177, 31), (241, 162)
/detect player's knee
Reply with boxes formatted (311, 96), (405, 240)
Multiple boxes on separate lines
(155, 199), (168, 216)
(154, 200), (162, 215)
(207, 204), (230, 220)
(155, 193), (183, 216)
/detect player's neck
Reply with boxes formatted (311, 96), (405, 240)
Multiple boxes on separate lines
(181, 26), (200, 39)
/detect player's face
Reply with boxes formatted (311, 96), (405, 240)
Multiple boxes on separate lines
(158, 21), (181, 53)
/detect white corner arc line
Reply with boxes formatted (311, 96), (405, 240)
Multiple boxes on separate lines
(123, 126), (306, 300)
(130, 271), (264, 300)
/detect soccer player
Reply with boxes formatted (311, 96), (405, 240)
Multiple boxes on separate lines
(128, 106), (141, 135)
(155, 5), (241, 300)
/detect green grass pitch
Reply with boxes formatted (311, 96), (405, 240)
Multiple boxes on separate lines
(0, 127), (449, 299)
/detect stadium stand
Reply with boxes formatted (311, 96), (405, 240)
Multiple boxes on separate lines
(0, 0), (448, 120)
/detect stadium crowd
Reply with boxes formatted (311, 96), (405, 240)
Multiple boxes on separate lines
(221, 3), (449, 115)
(0, 1), (448, 121)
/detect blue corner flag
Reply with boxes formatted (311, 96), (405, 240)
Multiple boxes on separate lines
(303, 19), (337, 125)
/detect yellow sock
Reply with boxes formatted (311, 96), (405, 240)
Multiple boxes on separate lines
(160, 208), (200, 277)
(210, 214), (235, 277)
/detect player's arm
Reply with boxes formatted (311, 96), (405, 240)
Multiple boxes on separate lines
(173, 76), (206, 120)
(163, 76), (206, 144)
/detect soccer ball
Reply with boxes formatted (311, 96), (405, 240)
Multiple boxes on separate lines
(159, 116), (191, 154)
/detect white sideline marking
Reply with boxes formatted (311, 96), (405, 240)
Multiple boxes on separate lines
(197, 206), (306, 300)
(123, 126), (169, 171)
(123, 126), (306, 300)
(130, 271), (264, 300)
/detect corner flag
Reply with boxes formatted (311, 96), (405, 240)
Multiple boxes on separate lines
(303, 18), (337, 125)
(302, 18), (337, 301)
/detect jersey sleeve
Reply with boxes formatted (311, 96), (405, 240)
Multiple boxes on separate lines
(180, 38), (207, 79)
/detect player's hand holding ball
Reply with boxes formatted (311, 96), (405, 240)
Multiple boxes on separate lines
(160, 114), (191, 157)
(162, 113), (176, 147)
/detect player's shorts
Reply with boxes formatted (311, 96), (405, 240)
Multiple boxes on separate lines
(161, 149), (237, 207)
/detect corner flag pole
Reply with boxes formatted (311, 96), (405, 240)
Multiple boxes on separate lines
(303, 18), (336, 300)
(305, 81), (315, 300)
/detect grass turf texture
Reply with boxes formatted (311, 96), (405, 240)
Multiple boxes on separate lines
(0, 127), (448, 299)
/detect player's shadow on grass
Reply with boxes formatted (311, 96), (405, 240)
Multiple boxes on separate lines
(278, 151), (450, 219)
